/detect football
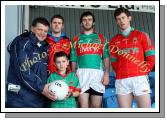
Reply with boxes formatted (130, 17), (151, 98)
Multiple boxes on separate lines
(49, 80), (69, 100)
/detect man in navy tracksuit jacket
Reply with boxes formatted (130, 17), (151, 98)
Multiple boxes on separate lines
(6, 17), (56, 108)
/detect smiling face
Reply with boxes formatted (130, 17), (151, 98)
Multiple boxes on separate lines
(51, 18), (64, 34)
(115, 12), (132, 31)
(81, 15), (94, 31)
(31, 23), (49, 42)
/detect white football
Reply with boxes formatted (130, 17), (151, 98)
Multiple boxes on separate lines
(49, 80), (69, 100)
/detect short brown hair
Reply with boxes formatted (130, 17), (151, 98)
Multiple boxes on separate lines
(114, 7), (131, 19)
(51, 14), (64, 24)
(80, 11), (95, 23)
(32, 17), (49, 27)
(54, 51), (69, 63)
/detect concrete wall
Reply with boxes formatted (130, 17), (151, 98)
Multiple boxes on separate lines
(29, 5), (155, 42)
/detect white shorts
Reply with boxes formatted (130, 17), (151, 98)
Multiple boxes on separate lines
(115, 75), (151, 96)
(76, 68), (105, 94)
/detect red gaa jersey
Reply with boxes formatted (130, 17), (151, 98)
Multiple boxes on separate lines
(109, 28), (155, 79)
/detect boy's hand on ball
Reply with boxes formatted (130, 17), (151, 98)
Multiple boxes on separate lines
(64, 91), (71, 99)
(72, 91), (79, 97)
(50, 90), (58, 101)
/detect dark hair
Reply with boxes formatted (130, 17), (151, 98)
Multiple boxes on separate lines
(31, 17), (50, 27)
(51, 14), (64, 24)
(54, 51), (69, 63)
(80, 11), (95, 23)
(114, 7), (131, 19)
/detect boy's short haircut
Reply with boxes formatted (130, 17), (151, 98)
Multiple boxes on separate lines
(114, 7), (131, 19)
(80, 11), (95, 23)
(32, 17), (50, 27)
(51, 14), (64, 24)
(54, 51), (69, 62)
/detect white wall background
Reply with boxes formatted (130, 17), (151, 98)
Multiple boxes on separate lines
(5, 5), (18, 79)
(5, 5), (19, 101)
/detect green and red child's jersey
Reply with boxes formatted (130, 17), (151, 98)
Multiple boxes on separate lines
(71, 33), (109, 70)
(47, 69), (80, 108)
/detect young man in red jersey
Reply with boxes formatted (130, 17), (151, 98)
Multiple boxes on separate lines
(109, 7), (155, 108)
(46, 15), (71, 74)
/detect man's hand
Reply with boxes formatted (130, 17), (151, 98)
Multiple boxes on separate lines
(102, 73), (110, 86)
(103, 57), (110, 85)
(42, 83), (57, 101)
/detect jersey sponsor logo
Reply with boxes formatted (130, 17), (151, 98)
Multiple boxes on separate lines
(73, 34), (105, 56)
(122, 48), (139, 54)
(77, 43), (103, 55)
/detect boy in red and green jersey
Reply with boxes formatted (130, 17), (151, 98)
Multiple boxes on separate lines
(47, 52), (80, 108)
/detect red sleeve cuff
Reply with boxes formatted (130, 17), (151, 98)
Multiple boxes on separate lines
(74, 88), (81, 93)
